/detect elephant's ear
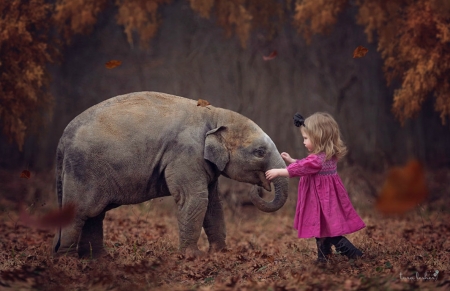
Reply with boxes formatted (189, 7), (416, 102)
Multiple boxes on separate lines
(204, 126), (229, 172)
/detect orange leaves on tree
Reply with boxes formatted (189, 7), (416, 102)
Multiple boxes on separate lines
(353, 46), (368, 58)
(105, 60), (122, 69)
(356, 0), (450, 125)
(189, 0), (215, 18)
(376, 160), (428, 215)
(292, 0), (450, 124)
(0, 0), (56, 151)
(197, 99), (211, 107)
(19, 203), (77, 229)
(190, 0), (286, 48)
(115, 0), (172, 48)
(293, 0), (348, 44)
(216, 1), (252, 48)
(20, 170), (31, 179)
(54, 0), (108, 42)
(263, 50), (277, 61)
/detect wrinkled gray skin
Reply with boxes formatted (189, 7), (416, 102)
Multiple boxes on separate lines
(53, 92), (288, 258)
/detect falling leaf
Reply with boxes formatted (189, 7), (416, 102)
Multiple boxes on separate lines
(197, 99), (211, 107)
(353, 46), (369, 58)
(263, 50), (278, 61)
(376, 160), (428, 215)
(20, 170), (31, 179)
(105, 60), (122, 69)
(19, 203), (77, 229)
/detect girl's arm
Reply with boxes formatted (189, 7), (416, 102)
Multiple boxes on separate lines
(265, 154), (322, 180)
(265, 169), (289, 181)
(286, 154), (322, 177)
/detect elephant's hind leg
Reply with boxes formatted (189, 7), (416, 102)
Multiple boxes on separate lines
(54, 217), (85, 257)
(78, 210), (107, 258)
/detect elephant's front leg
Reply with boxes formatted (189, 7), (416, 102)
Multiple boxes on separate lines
(166, 164), (211, 257)
(203, 181), (226, 252)
(176, 191), (208, 257)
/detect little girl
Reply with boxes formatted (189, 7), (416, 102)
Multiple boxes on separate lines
(265, 112), (365, 263)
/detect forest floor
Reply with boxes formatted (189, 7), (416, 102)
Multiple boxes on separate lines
(0, 169), (449, 291)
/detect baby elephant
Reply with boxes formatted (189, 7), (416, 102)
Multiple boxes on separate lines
(53, 91), (288, 258)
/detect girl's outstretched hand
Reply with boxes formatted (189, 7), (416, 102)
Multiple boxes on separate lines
(265, 169), (279, 181)
(281, 152), (295, 164)
(265, 169), (289, 180)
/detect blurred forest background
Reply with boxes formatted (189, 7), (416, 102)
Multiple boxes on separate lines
(1, 0), (450, 204)
(1, 1), (450, 289)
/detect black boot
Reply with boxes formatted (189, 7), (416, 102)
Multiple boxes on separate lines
(329, 236), (363, 259)
(315, 238), (332, 263)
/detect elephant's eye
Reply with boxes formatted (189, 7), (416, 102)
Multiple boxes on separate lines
(253, 148), (265, 158)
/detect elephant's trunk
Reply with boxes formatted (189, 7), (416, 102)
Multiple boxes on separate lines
(248, 176), (288, 212)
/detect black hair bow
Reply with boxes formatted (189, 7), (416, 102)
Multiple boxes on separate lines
(293, 113), (305, 127)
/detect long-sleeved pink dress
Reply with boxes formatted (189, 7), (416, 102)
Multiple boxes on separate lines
(287, 152), (365, 238)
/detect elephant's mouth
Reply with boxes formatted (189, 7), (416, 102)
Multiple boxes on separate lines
(256, 171), (271, 191)
(221, 172), (231, 179)
(221, 169), (271, 191)
(242, 169), (271, 192)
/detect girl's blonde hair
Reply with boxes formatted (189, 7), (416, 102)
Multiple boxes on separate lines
(301, 112), (347, 160)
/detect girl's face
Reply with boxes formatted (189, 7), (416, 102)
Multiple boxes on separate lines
(301, 130), (314, 152)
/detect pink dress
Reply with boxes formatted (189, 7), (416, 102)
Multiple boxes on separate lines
(287, 152), (365, 238)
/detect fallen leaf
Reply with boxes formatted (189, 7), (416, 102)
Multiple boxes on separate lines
(197, 99), (211, 107)
(19, 203), (77, 229)
(105, 60), (122, 69)
(20, 170), (31, 179)
(224, 275), (240, 288)
(376, 160), (428, 214)
(353, 46), (369, 58)
(263, 50), (278, 61)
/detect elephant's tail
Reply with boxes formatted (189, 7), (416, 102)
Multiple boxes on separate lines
(53, 140), (64, 253)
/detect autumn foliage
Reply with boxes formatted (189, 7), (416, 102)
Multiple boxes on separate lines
(1, 0), (449, 150)
(292, 0), (450, 125)
(188, 0), (288, 47)
(53, 0), (108, 42)
(0, 0), (56, 151)
(1, 197), (449, 290)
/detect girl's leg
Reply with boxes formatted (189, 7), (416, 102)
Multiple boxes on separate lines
(315, 237), (332, 263)
(328, 236), (363, 259)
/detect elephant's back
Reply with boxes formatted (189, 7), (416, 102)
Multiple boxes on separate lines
(91, 91), (199, 120)
(61, 92), (201, 143)
(58, 92), (210, 185)
(58, 90), (220, 176)
(96, 91), (198, 110)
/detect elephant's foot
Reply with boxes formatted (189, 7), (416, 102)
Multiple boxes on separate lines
(53, 244), (78, 258)
(79, 248), (108, 259)
(184, 246), (206, 259)
(208, 241), (227, 253)
(78, 242), (107, 259)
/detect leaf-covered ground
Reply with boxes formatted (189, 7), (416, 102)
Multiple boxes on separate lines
(0, 170), (449, 291)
